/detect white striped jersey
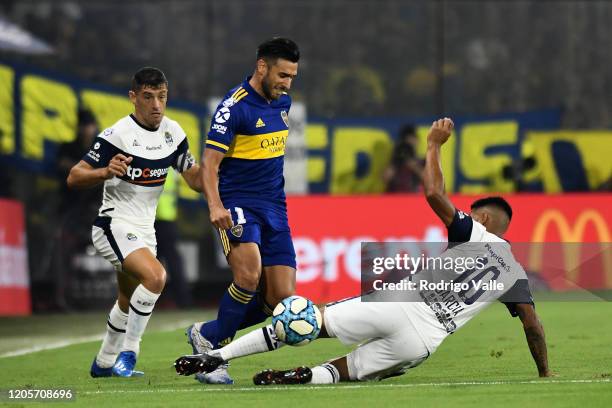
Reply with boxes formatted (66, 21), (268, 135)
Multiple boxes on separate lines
(82, 114), (195, 228)
(396, 210), (533, 352)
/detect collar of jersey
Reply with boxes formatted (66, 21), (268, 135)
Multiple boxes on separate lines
(130, 114), (160, 132)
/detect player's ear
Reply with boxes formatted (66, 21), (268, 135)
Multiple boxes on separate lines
(256, 59), (268, 75)
(128, 90), (137, 104)
(480, 211), (490, 227)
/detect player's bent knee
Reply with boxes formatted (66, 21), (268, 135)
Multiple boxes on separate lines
(233, 269), (260, 291)
(152, 269), (167, 292)
(140, 264), (167, 293)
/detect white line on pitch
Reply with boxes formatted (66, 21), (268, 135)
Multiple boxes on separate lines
(81, 378), (611, 395)
(0, 334), (104, 358)
(0, 319), (195, 359)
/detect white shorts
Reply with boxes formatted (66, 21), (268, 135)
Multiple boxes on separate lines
(91, 217), (157, 272)
(324, 296), (430, 381)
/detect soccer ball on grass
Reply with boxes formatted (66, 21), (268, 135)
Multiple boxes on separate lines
(272, 296), (322, 346)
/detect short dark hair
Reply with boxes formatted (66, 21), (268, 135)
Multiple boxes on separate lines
(471, 196), (513, 220)
(131, 67), (168, 91)
(256, 37), (300, 63)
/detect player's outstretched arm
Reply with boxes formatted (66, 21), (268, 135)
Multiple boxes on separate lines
(423, 118), (455, 226)
(200, 148), (233, 229)
(180, 163), (203, 192)
(67, 154), (132, 189)
(515, 303), (552, 377)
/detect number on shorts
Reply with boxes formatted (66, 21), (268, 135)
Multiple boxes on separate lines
(234, 207), (246, 225)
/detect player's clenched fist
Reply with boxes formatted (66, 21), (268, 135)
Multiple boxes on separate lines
(105, 154), (133, 179)
(209, 205), (234, 230)
(427, 117), (454, 146)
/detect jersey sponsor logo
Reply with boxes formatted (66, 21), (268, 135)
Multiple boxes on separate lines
(126, 233), (138, 241)
(230, 225), (243, 238)
(146, 144), (162, 151)
(164, 131), (173, 146)
(215, 107), (231, 124)
(133, 140), (140, 147)
(281, 110), (289, 127)
(484, 243), (511, 272)
(255, 118), (266, 128)
(87, 150), (100, 162)
(226, 130), (289, 159)
(211, 123), (227, 134)
(126, 165), (169, 180)
(260, 133), (287, 152)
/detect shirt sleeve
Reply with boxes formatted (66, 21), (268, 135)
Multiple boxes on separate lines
(173, 137), (195, 173)
(205, 101), (243, 154)
(82, 132), (121, 168)
(498, 279), (535, 317)
(447, 209), (474, 243)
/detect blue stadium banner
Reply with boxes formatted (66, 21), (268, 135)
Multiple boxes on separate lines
(2, 60), (610, 195)
(306, 111), (556, 194)
(0, 60), (207, 201)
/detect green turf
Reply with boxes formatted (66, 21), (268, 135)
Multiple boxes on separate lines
(0, 303), (611, 407)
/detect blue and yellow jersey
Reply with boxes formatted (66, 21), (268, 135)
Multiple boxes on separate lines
(205, 77), (291, 205)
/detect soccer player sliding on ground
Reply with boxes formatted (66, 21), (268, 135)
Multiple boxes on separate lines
(175, 118), (552, 385)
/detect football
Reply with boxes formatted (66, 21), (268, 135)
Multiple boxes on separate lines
(272, 296), (322, 346)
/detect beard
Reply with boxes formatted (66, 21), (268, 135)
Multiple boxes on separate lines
(261, 75), (277, 100)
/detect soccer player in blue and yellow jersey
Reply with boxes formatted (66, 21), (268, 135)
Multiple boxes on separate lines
(187, 38), (300, 384)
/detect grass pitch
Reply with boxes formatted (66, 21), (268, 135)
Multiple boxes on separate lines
(0, 302), (611, 407)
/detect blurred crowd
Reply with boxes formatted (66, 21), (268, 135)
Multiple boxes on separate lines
(383, 125), (423, 193)
(2, 1), (612, 127)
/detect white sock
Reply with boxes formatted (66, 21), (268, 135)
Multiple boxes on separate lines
(310, 363), (340, 384)
(216, 324), (284, 361)
(96, 302), (128, 368)
(122, 285), (160, 354)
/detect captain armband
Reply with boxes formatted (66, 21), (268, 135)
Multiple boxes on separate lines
(178, 151), (196, 172)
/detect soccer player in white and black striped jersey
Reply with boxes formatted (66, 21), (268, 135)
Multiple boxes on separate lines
(68, 67), (202, 378)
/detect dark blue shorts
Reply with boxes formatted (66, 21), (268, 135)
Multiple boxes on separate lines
(217, 202), (296, 269)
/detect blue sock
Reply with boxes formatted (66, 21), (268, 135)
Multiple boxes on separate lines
(238, 295), (273, 330)
(200, 282), (255, 349)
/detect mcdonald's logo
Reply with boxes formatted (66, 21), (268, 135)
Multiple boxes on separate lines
(529, 209), (612, 287)
(531, 209), (610, 243)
